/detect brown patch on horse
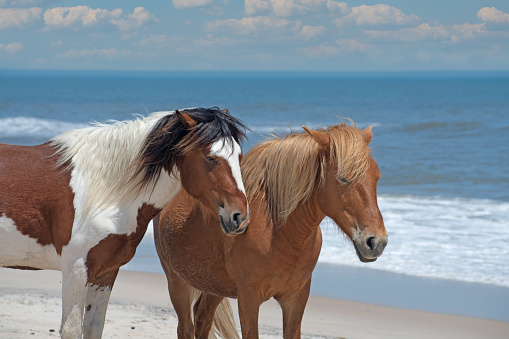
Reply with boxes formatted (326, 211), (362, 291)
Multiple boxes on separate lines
(85, 204), (159, 287)
(0, 142), (75, 255)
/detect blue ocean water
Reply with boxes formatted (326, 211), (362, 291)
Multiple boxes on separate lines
(1, 71), (508, 290)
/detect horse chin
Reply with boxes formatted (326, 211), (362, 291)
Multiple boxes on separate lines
(219, 215), (231, 235)
(353, 242), (377, 263)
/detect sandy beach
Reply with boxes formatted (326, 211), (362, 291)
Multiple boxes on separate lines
(0, 268), (508, 339)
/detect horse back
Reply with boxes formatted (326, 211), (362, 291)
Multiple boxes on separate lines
(0, 142), (75, 269)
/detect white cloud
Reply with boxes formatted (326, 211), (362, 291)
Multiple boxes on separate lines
(56, 48), (131, 59)
(336, 38), (369, 52)
(365, 23), (449, 42)
(477, 7), (509, 24)
(245, 0), (348, 17)
(334, 4), (419, 27)
(0, 0), (51, 6)
(43, 6), (122, 29)
(173, 0), (212, 9)
(325, 0), (348, 14)
(207, 16), (301, 37)
(365, 23), (486, 43)
(0, 7), (41, 29)
(50, 39), (62, 46)
(140, 34), (169, 46)
(298, 25), (326, 40)
(43, 6), (157, 32)
(299, 44), (339, 57)
(450, 23), (486, 43)
(111, 7), (158, 31)
(0, 41), (24, 52)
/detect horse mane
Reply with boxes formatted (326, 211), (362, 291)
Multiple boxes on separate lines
(50, 107), (247, 216)
(134, 107), (248, 190)
(241, 122), (371, 226)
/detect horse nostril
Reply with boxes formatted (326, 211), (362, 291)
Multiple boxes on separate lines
(232, 212), (241, 226)
(366, 237), (376, 251)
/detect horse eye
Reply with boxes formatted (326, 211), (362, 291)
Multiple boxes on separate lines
(337, 176), (350, 184)
(206, 156), (218, 164)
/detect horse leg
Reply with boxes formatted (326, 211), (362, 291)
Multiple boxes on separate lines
(165, 267), (195, 339)
(237, 288), (262, 339)
(277, 278), (311, 339)
(60, 259), (88, 339)
(83, 269), (119, 339)
(193, 293), (224, 339)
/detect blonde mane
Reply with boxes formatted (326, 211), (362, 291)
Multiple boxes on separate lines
(241, 122), (371, 225)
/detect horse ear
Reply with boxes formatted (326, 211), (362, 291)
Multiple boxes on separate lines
(363, 126), (373, 144)
(303, 126), (330, 150)
(175, 110), (198, 129)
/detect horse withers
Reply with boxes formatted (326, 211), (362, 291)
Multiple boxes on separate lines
(154, 122), (388, 338)
(0, 108), (249, 338)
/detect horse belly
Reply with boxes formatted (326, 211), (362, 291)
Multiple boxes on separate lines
(0, 214), (61, 270)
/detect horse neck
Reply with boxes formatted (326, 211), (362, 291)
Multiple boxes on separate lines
(56, 113), (181, 215)
(274, 188), (325, 248)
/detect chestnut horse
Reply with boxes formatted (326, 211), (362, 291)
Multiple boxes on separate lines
(0, 107), (250, 338)
(154, 122), (388, 338)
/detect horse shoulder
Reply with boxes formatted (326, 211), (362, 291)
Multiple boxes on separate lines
(85, 203), (159, 286)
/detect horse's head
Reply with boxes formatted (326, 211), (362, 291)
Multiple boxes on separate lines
(137, 108), (250, 235)
(304, 125), (388, 262)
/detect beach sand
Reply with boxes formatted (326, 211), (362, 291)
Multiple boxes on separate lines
(0, 268), (508, 339)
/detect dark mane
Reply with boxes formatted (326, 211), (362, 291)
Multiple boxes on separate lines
(134, 107), (248, 190)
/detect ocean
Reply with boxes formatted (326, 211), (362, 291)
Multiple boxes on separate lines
(1, 71), (508, 313)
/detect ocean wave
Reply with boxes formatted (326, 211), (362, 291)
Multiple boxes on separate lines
(0, 116), (382, 140)
(248, 122), (382, 135)
(319, 194), (509, 288)
(0, 116), (88, 139)
(402, 121), (483, 133)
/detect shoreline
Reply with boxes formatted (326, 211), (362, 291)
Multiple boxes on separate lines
(124, 237), (509, 322)
(1, 268), (508, 339)
(311, 263), (509, 322)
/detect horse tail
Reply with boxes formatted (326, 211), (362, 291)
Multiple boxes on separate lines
(211, 298), (239, 339)
(190, 287), (240, 339)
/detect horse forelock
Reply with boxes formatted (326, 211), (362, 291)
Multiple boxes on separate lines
(241, 122), (370, 226)
(134, 107), (248, 192)
(326, 122), (371, 185)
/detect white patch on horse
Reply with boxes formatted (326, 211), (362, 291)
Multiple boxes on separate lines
(0, 214), (60, 270)
(210, 139), (246, 195)
(61, 158), (180, 260)
(51, 111), (173, 216)
(48, 111), (183, 270)
(83, 284), (112, 338)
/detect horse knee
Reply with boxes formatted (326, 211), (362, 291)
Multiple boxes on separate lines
(176, 322), (195, 339)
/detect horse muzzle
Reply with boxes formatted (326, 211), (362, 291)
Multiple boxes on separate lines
(219, 210), (250, 235)
(352, 232), (388, 263)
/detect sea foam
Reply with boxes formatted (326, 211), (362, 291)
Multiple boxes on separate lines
(319, 195), (509, 287)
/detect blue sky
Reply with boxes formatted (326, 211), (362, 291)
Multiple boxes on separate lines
(1, 0), (508, 71)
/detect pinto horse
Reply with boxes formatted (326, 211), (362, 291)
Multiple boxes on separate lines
(0, 107), (250, 338)
(154, 122), (388, 338)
